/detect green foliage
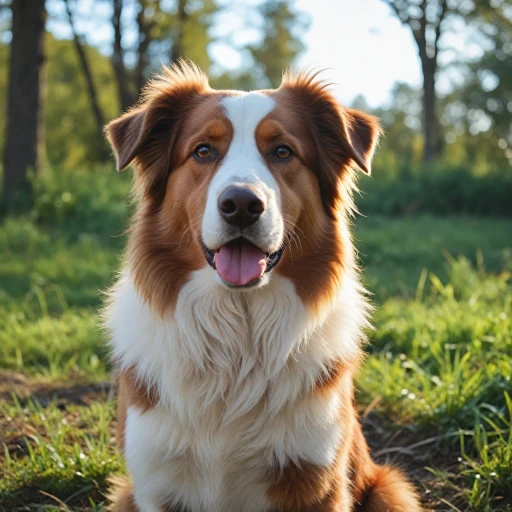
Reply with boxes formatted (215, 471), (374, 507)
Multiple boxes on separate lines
(140, 0), (217, 74)
(0, 36), (119, 170)
(249, 0), (308, 88)
(44, 35), (119, 169)
(0, 167), (130, 381)
(445, 27), (512, 167)
(357, 165), (512, 216)
(30, 165), (131, 235)
(356, 215), (512, 300)
(460, 393), (512, 511)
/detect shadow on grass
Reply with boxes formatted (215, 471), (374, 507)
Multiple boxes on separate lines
(0, 472), (110, 511)
(0, 370), (113, 404)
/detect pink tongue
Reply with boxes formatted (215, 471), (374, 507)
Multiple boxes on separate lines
(215, 240), (267, 286)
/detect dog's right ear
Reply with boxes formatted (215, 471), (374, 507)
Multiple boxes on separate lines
(105, 107), (147, 171)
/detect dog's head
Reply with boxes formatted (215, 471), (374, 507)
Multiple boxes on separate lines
(105, 63), (380, 314)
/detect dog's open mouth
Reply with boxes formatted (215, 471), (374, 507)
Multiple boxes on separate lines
(202, 238), (284, 287)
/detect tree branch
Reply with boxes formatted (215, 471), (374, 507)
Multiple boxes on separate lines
(135, 0), (156, 94)
(171, 0), (187, 63)
(111, 0), (133, 111)
(434, 0), (449, 60)
(63, 0), (105, 138)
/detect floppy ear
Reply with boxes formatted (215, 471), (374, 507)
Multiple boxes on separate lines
(105, 101), (179, 201)
(343, 108), (381, 175)
(104, 61), (210, 200)
(105, 107), (147, 171)
(279, 71), (381, 215)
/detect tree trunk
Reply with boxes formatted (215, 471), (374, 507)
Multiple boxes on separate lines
(135, 2), (152, 95)
(64, 0), (105, 145)
(2, 0), (46, 207)
(422, 58), (437, 163)
(112, 0), (134, 111)
(171, 0), (187, 63)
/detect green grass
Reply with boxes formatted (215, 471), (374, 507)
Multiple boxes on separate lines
(1, 397), (121, 511)
(357, 215), (512, 300)
(357, 257), (512, 510)
(1, 167), (511, 511)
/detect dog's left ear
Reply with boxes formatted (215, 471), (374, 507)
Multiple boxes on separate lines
(342, 108), (381, 175)
(279, 71), (381, 215)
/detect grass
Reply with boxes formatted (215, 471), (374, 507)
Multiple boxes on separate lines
(1, 397), (120, 510)
(0, 166), (511, 511)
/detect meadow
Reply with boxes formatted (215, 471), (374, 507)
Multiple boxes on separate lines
(0, 167), (511, 511)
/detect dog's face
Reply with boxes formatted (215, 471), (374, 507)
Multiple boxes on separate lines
(105, 64), (380, 313)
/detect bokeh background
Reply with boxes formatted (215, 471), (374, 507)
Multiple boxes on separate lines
(0, 1), (511, 511)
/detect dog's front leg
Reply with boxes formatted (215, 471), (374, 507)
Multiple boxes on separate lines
(124, 407), (178, 512)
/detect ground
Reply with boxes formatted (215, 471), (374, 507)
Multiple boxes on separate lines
(0, 168), (511, 511)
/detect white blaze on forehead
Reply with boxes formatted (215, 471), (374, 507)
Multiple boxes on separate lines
(202, 92), (284, 252)
(216, 92), (277, 190)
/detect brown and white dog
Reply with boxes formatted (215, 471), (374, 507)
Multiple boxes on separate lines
(103, 62), (422, 512)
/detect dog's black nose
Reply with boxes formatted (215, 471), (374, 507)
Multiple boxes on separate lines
(218, 187), (266, 228)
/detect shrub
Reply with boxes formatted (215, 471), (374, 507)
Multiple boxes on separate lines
(358, 165), (512, 216)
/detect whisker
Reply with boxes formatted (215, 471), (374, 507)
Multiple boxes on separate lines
(177, 218), (204, 251)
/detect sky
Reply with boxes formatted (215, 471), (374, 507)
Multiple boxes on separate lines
(45, 0), (438, 109)
(295, 0), (422, 107)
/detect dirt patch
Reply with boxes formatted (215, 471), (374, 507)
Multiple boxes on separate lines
(363, 412), (466, 512)
(0, 369), (113, 405)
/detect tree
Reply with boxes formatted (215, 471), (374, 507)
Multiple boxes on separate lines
(442, 22), (512, 169)
(369, 83), (423, 172)
(170, 0), (187, 63)
(382, 0), (450, 162)
(382, 0), (510, 163)
(111, 0), (134, 111)
(2, 0), (46, 206)
(110, 0), (157, 110)
(64, 0), (105, 147)
(250, 0), (308, 88)
(134, 0), (157, 94)
(108, 0), (215, 109)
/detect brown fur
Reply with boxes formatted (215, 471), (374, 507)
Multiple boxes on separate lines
(254, 109), (345, 309)
(107, 476), (138, 512)
(108, 476), (184, 512)
(255, 83), (378, 309)
(105, 62), (421, 512)
(349, 417), (422, 511)
(267, 460), (341, 511)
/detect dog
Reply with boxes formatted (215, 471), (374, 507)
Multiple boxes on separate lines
(103, 62), (422, 512)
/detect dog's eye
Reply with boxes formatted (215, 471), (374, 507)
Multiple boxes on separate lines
(275, 145), (292, 160)
(195, 144), (211, 159)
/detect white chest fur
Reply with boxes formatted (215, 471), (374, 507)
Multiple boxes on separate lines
(105, 267), (369, 511)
